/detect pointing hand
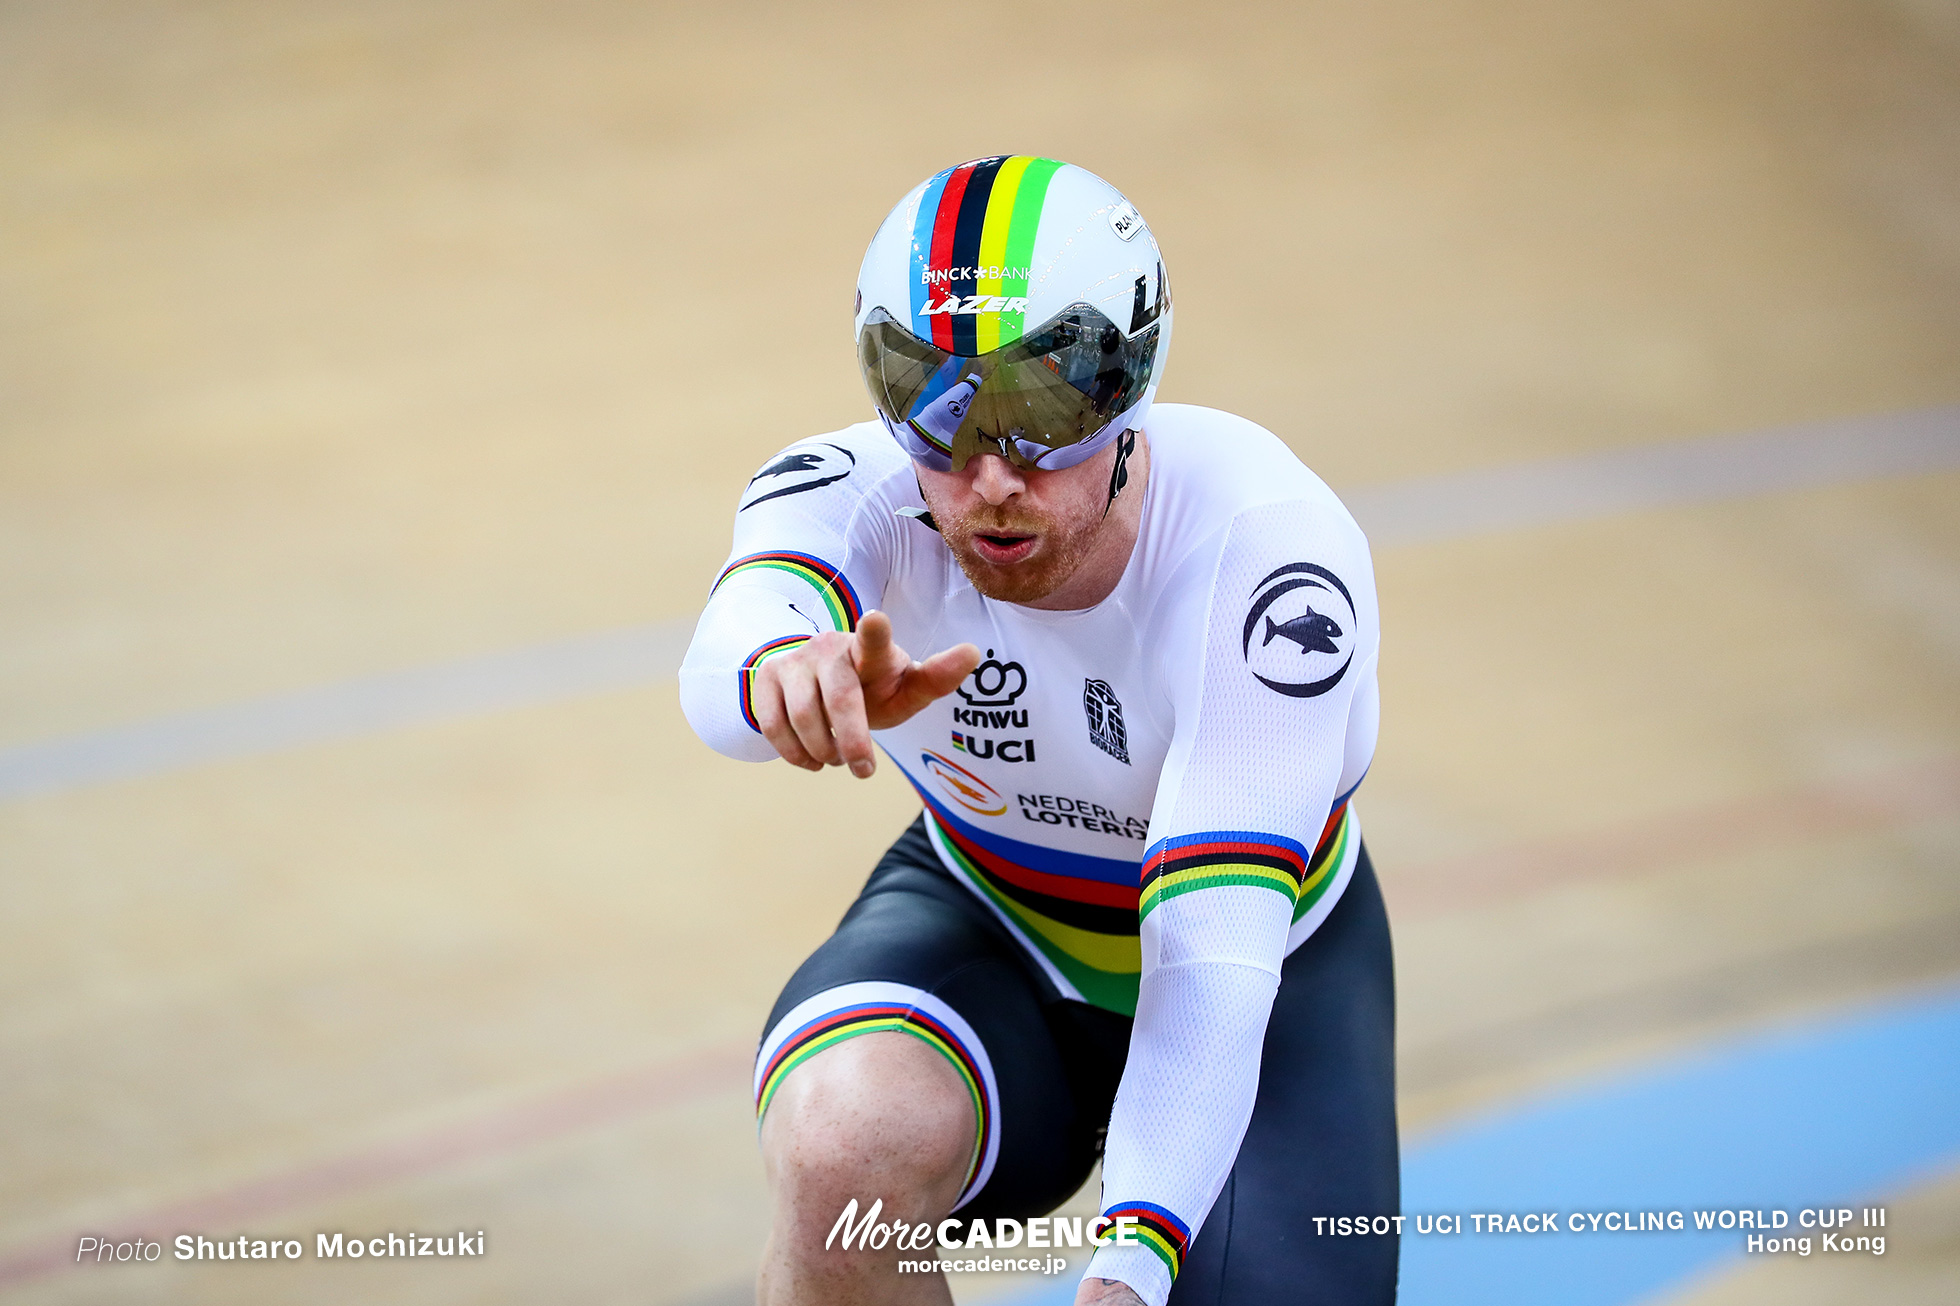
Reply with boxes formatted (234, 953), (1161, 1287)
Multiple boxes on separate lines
(750, 611), (980, 778)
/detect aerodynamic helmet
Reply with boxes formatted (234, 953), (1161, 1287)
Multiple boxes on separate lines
(855, 156), (1172, 473)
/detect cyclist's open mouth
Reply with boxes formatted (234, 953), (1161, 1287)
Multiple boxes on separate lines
(970, 532), (1038, 565)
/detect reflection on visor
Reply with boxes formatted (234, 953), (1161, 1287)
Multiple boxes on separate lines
(860, 303), (1161, 472)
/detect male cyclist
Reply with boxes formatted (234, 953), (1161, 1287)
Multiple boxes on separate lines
(682, 156), (1396, 1306)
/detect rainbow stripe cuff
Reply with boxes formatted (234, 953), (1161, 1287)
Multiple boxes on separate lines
(754, 982), (1000, 1208)
(1102, 1202), (1191, 1280)
(737, 635), (811, 732)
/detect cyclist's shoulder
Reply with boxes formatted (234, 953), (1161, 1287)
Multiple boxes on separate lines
(1143, 404), (1367, 562)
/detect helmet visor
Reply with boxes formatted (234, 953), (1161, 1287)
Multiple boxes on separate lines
(859, 304), (1161, 472)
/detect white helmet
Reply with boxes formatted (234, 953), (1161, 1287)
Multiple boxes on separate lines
(855, 156), (1171, 473)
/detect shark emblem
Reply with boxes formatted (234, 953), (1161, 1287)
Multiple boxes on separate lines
(1262, 607), (1343, 654)
(1241, 562), (1357, 699)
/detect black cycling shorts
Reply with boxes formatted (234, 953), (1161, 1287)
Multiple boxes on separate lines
(755, 816), (1399, 1305)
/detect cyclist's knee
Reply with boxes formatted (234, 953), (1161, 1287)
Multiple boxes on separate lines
(761, 1031), (975, 1219)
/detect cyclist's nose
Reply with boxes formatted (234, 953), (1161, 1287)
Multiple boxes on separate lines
(968, 453), (1025, 506)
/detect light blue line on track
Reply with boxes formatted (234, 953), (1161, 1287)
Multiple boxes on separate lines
(1005, 985), (1960, 1306)
(1398, 984), (1960, 1304)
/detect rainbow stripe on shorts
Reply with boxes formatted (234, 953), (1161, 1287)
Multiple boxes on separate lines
(753, 982), (999, 1207)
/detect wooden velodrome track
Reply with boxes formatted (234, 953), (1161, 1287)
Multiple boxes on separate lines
(3, 1), (1958, 1302)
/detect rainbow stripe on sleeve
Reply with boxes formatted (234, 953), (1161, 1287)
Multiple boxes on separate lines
(1140, 803), (1352, 921)
(909, 155), (1066, 354)
(754, 1000), (992, 1200)
(738, 635), (810, 732)
(1139, 831), (1308, 916)
(1102, 1201), (1191, 1279)
(710, 551), (862, 632)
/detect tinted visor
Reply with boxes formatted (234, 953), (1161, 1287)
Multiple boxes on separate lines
(860, 304), (1160, 472)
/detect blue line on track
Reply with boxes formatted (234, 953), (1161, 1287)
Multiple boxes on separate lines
(1003, 984), (1960, 1306)
(0, 622), (694, 801)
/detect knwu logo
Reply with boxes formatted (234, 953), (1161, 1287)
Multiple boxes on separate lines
(952, 650), (1035, 760)
(955, 652), (1030, 728)
(955, 705), (1029, 729)
(958, 651), (1027, 708)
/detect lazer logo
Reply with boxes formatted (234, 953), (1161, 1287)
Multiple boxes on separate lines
(950, 732), (1035, 763)
(920, 295), (1033, 317)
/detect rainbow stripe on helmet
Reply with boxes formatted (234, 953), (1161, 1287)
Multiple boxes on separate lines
(908, 156), (1066, 355)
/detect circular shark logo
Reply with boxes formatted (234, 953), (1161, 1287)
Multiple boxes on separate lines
(739, 442), (856, 512)
(1241, 563), (1355, 698)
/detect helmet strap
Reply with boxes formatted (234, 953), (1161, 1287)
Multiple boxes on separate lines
(900, 481), (941, 533)
(1104, 429), (1138, 517)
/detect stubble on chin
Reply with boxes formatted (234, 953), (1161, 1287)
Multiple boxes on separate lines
(950, 548), (1061, 603)
(941, 510), (1098, 604)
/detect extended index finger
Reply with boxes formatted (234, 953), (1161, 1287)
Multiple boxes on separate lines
(853, 610), (894, 674)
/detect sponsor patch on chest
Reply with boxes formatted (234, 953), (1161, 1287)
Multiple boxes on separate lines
(1016, 792), (1148, 840)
